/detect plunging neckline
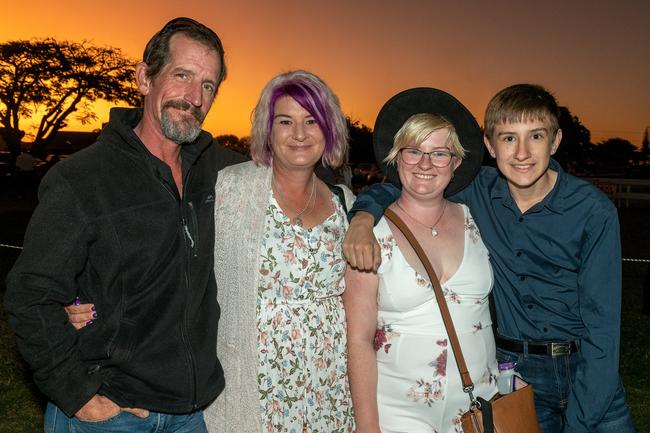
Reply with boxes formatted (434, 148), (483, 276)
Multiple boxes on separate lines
(386, 205), (469, 288)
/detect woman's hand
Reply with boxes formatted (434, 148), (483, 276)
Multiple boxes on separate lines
(64, 297), (96, 330)
(343, 212), (381, 272)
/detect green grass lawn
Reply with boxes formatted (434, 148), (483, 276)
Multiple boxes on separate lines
(0, 304), (44, 433)
(0, 249), (45, 433)
(621, 311), (650, 432)
(1, 255), (649, 431)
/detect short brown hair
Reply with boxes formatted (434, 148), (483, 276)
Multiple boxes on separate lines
(143, 17), (226, 89)
(484, 84), (560, 139)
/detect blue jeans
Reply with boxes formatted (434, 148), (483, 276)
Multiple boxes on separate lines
(44, 401), (209, 433)
(497, 348), (635, 433)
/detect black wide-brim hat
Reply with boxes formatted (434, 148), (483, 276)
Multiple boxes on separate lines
(373, 87), (484, 196)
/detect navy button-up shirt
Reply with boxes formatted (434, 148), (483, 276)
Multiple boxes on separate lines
(350, 159), (622, 433)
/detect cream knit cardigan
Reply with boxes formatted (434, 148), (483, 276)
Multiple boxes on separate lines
(203, 161), (354, 433)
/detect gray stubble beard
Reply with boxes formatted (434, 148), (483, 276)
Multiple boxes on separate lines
(160, 101), (204, 144)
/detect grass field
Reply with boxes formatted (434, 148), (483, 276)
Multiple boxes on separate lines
(0, 189), (648, 432)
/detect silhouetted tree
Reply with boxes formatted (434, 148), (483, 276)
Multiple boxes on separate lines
(216, 134), (249, 156)
(555, 106), (593, 174)
(0, 38), (140, 167)
(593, 138), (639, 170)
(642, 127), (649, 164)
(347, 117), (373, 164)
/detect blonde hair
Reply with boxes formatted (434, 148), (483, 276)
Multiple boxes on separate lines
(384, 113), (465, 165)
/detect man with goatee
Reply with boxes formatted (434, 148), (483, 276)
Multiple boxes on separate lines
(5, 17), (242, 432)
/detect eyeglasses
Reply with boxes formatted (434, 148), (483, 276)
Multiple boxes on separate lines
(399, 148), (455, 167)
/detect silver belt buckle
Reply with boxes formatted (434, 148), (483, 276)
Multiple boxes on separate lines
(550, 342), (571, 357)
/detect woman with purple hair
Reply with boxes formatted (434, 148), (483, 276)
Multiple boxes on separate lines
(203, 70), (355, 432)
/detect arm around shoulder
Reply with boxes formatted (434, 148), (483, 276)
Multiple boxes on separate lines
(347, 182), (401, 223)
(344, 182), (400, 271)
(343, 212), (381, 272)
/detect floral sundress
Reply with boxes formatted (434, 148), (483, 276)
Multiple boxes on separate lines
(256, 192), (355, 433)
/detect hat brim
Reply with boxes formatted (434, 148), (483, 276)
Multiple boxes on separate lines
(373, 87), (483, 197)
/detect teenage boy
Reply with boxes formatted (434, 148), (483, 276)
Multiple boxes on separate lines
(344, 84), (635, 433)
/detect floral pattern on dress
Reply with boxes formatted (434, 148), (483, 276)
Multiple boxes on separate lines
(443, 287), (461, 304)
(406, 373), (446, 407)
(377, 234), (395, 261)
(428, 339), (449, 376)
(406, 339), (449, 406)
(256, 196), (354, 433)
(451, 408), (466, 433)
(477, 364), (498, 386)
(465, 214), (482, 244)
(374, 205), (497, 433)
(374, 323), (399, 353)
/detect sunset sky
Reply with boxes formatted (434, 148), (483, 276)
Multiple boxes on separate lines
(2, 0), (649, 147)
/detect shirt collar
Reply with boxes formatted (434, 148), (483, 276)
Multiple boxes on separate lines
(541, 159), (565, 214)
(489, 158), (565, 215)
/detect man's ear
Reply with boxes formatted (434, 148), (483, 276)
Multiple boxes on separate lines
(135, 62), (152, 96)
(551, 129), (562, 155)
(484, 135), (496, 158)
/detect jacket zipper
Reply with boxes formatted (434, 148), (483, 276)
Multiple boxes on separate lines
(158, 171), (199, 409)
(180, 171), (199, 410)
(188, 202), (199, 257)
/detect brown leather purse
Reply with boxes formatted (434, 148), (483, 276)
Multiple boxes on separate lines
(384, 208), (541, 433)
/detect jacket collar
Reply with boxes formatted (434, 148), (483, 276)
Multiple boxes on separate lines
(101, 107), (213, 167)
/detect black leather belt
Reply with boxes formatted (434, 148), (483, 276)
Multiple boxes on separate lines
(496, 336), (579, 357)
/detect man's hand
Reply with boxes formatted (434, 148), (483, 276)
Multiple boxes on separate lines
(75, 395), (120, 421)
(75, 395), (149, 421)
(343, 212), (381, 272)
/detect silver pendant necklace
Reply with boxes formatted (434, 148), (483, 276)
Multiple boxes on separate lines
(395, 199), (447, 237)
(272, 173), (316, 227)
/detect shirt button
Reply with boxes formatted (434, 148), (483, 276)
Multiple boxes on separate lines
(519, 276), (526, 281)
(516, 251), (522, 257)
(518, 217), (524, 222)
(527, 305), (533, 309)
(543, 327), (548, 332)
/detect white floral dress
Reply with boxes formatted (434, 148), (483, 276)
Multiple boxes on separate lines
(256, 192), (355, 433)
(374, 204), (498, 433)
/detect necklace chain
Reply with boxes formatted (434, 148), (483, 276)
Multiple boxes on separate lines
(272, 173), (316, 226)
(395, 199), (447, 237)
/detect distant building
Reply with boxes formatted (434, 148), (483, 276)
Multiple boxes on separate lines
(42, 130), (101, 156)
(0, 128), (100, 156)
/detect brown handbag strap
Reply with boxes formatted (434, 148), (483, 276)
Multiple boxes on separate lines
(384, 207), (475, 390)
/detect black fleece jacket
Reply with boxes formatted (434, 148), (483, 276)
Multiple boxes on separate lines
(4, 108), (244, 416)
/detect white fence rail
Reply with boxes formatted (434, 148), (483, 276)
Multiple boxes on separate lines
(586, 178), (650, 207)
